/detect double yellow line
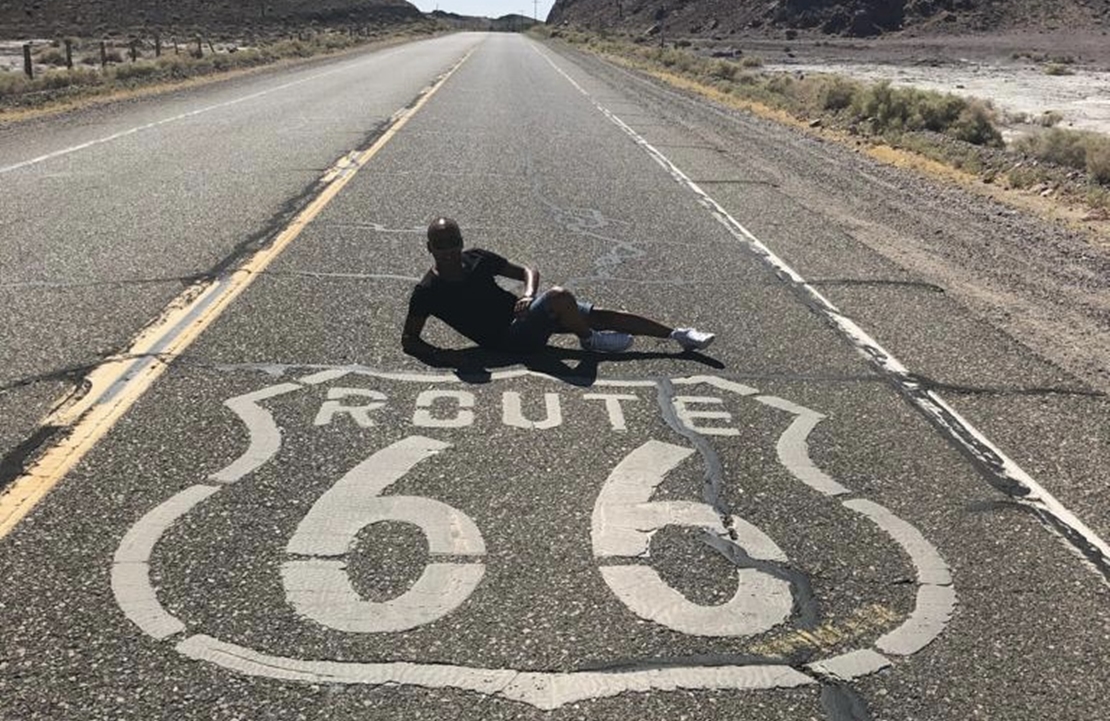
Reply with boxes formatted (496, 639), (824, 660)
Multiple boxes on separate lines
(0, 47), (474, 539)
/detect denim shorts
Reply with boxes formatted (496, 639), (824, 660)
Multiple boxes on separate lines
(500, 289), (594, 352)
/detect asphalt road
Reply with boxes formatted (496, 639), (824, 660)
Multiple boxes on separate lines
(1, 32), (1108, 721)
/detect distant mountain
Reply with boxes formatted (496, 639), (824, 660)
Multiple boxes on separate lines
(2, 0), (423, 36)
(547, 0), (1110, 38)
(430, 10), (540, 31)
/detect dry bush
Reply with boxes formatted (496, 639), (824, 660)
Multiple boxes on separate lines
(952, 99), (1003, 147)
(709, 59), (737, 81)
(1015, 128), (1090, 170)
(1037, 111), (1064, 127)
(1086, 139), (1110, 185)
(813, 74), (859, 111)
(0, 70), (30, 98)
(1014, 128), (1110, 185)
(36, 48), (69, 66)
(1043, 63), (1074, 76)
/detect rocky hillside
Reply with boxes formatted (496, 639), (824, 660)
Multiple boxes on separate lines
(548, 0), (1110, 38)
(2, 0), (423, 37)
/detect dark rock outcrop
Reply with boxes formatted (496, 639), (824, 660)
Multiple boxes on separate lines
(547, 0), (1110, 38)
(2, 0), (423, 36)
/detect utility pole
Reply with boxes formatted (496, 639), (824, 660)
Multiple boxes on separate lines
(533, 0), (539, 21)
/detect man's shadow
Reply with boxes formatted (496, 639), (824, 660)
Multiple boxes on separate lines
(409, 346), (725, 387)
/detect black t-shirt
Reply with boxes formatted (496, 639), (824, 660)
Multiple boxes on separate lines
(407, 248), (517, 348)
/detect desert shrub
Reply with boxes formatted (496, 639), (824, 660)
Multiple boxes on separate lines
(104, 49), (124, 63)
(1015, 127), (1089, 170)
(36, 48), (69, 66)
(155, 56), (192, 79)
(814, 74), (859, 111)
(657, 48), (690, 71)
(111, 62), (159, 81)
(739, 55), (763, 68)
(1037, 111), (1064, 127)
(765, 73), (795, 96)
(0, 71), (30, 98)
(951, 99), (1003, 146)
(1043, 63), (1074, 76)
(1007, 165), (1049, 189)
(270, 39), (312, 58)
(33, 67), (101, 90)
(852, 81), (910, 131)
(1013, 128), (1110, 184)
(1086, 137), (1110, 185)
(709, 59), (737, 81)
(910, 90), (965, 132)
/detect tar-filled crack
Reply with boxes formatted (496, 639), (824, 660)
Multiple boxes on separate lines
(655, 379), (821, 629)
(908, 373), (1104, 398)
(574, 652), (794, 674)
(808, 278), (946, 293)
(820, 682), (876, 721)
(0, 425), (66, 493)
(692, 179), (781, 187)
(701, 531), (819, 629)
(0, 271), (209, 290)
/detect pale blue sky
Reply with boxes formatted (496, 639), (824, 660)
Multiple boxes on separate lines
(411, 1), (556, 21)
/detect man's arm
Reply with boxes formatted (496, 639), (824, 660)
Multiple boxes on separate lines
(499, 261), (540, 317)
(401, 310), (438, 356)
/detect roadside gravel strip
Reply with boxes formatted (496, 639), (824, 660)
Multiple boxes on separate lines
(538, 41), (1110, 580)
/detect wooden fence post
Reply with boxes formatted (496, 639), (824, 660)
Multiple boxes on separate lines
(155, 35), (161, 57)
(129, 40), (138, 62)
(100, 40), (108, 67)
(64, 38), (73, 69)
(22, 43), (33, 79)
(196, 36), (203, 57)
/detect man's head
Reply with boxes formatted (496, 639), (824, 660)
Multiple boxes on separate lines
(427, 217), (463, 255)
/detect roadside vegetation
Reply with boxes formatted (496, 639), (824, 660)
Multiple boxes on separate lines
(0, 22), (437, 116)
(535, 25), (1110, 217)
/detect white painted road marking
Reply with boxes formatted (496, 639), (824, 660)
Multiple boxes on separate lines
(283, 436), (486, 633)
(112, 370), (954, 707)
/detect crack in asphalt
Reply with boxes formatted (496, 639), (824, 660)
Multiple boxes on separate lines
(808, 278), (947, 293)
(0, 272), (210, 290)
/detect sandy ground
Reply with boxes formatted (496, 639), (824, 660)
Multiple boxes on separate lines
(748, 29), (1110, 138)
(766, 57), (1110, 137)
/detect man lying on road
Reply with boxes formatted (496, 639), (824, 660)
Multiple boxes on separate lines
(401, 217), (715, 357)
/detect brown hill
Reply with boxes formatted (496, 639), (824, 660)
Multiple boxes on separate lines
(547, 0), (1110, 38)
(2, 0), (423, 37)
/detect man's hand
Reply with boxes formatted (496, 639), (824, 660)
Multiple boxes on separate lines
(514, 294), (534, 319)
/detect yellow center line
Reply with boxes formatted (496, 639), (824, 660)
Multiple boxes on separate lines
(0, 47), (476, 540)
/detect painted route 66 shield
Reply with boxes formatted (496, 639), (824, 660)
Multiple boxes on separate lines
(112, 368), (954, 709)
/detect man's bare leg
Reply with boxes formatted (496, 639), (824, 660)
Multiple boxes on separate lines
(587, 308), (673, 338)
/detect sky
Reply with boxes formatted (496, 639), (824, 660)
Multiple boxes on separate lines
(409, 1), (557, 22)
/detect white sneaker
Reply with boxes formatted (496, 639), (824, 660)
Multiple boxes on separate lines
(581, 330), (634, 353)
(671, 327), (715, 351)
